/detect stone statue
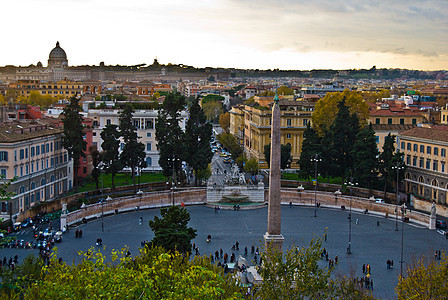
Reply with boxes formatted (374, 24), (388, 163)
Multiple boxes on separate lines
(232, 164), (239, 179)
(239, 173), (246, 185)
(431, 201), (436, 217)
(62, 202), (68, 215)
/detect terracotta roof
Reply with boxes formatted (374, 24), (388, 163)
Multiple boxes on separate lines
(370, 109), (423, 116)
(399, 126), (448, 142)
(0, 119), (63, 143)
(371, 124), (416, 132)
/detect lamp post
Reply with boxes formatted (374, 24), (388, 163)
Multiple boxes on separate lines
(297, 185), (304, 203)
(311, 154), (322, 217)
(137, 190), (143, 209)
(347, 180), (358, 254)
(334, 189), (342, 205)
(392, 163), (405, 231)
(400, 203), (407, 278)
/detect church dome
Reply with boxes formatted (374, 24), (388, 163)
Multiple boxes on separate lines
(49, 41), (67, 59)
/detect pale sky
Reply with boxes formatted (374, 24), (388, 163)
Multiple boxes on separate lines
(1, 0), (447, 70)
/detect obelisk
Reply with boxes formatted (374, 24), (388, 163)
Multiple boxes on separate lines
(264, 93), (284, 251)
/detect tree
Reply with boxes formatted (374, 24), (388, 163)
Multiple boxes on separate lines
(0, 93), (6, 105)
(155, 92), (186, 179)
(201, 94), (224, 105)
(148, 206), (197, 254)
(61, 95), (86, 190)
(276, 86), (294, 95)
(195, 164), (212, 185)
(0, 254), (44, 296)
(202, 100), (223, 122)
(298, 124), (321, 180)
(312, 89), (369, 136)
(217, 132), (242, 160)
(219, 112), (230, 132)
(100, 124), (122, 191)
(379, 133), (405, 199)
(244, 157), (259, 175)
(0, 175), (17, 226)
(184, 98), (213, 186)
(264, 143), (293, 169)
(119, 104), (146, 193)
(395, 253), (448, 299)
(328, 99), (360, 179)
(89, 145), (101, 192)
(258, 238), (374, 299)
(352, 123), (379, 189)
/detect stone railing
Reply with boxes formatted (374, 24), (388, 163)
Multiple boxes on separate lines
(66, 188), (206, 225)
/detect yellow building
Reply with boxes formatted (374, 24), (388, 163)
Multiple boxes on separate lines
(399, 126), (448, 205)
(8, 79), (83, 98)
(230, 100), (314, 169)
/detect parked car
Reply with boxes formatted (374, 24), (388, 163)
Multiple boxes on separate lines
(375, 198), (384, 203)
(54, 231), (63, 243)
(436, 220), (447, 229)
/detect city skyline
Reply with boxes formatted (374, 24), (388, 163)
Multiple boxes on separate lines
(1, 0), (447, 71)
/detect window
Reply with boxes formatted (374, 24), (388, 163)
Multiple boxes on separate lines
(303, 119), (308, 126)
(14, 166), (17, 176)
(400, 118), (404, 125)
(36, 146), (40, 156)
(412, 118), (417, 125)
(36, 161), (39, 171)
(388, 118), (392, 124)
(0, 169), (6, 177)
(286, 134), (291, 139)
(419, 158), (424, 168)
(406, 155), (411, 165)
(146, 157), (152, 166)
(25, 148), (28, 158)
(407, 143), (411, 151)
(26, 164), (29, 174)
(145, 120), (154, 129)
(442, 149), (446, 157)
(426, 159), (431, 169)
(46, 144), (49, 153)
(442, 162), (445, 173)
(20, 149), (24, 160)
(31, 163), (34, 173)
(50, 142), (53, 152)
(31, 147), (35, 157)
(20, 166), (23, 176)
(14, 150), (17, 161)
(146, 132), (152, 138)
(427, 146), (431, 155)
(434, 147), (439, 156)
(400, 142), (405, 149)
(55, 141), (59, 150)
(55, 156), (58, 165)
(146, 143), (152, 151)
(106, 119), (111, 125)
(41, 145), (45, 154)
(413, 144), (418, 152)
(0, 151), (8, 162)
(287, 119), (292, 126)
(413, 156), (417, 166)
(83, 167), (87, 174)
(375, 136), (379, 143)
(433, 161), (438, 171)
(51, 158), (54, 166)
(375, 118), (380, 124)
(93, 132), (96, 136)
(420, 145), (424, 153)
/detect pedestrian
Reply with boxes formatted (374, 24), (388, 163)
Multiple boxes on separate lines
(193, 243), (196, 251)
(362, 264), (366, 274)
(244, 247), (248, 256)
(391, 260), (394, 269)
(324, 233), (327, 242)
(215, 251), (219, 260)
(367, 264), (371, 274)
(224, 253), (228, 263)
(220, 248), (223, 258)
(438, 250), (441, 260)
(75, 229), (79, 238)
(3, 257), (6, 266)
(255, 247), (259, 255)
(210, 254), (214, 263)
(236, 241), (239, 250)
(335, 256), (338, 264)
(79, 230), (83, 238)
(254, 254), (257, 264)
(195, 247), (200, 255)
(387, 259), (390, 269)
(355, 219), (359, 225)
(371, 279), (374, 290)
(325, 252), (329, 261)
(251, 246), (254, 254)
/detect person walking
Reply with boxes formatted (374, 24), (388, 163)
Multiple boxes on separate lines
(362, 264), (366, 274)
(75, 229), (79, 238)
(244, 247), (248, 256)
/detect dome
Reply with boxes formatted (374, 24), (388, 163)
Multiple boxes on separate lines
(49, 41), (67, 59)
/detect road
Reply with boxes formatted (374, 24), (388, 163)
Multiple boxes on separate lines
(208, 152), (232, 186)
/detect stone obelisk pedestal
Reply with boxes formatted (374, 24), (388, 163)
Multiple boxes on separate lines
(264, 94), (284, 251)
(429, 215), (436, 230)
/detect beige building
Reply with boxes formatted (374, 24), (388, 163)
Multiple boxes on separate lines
(0, 118), (73, 218)
(230, 100), (314, 169)
(398, 126), (448, 205)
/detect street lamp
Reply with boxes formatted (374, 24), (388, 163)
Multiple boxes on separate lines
(346, 180), (358, 254)
(137, 190), (143, 209)
(297, 185), (304, 203)
(311, 154), (322, 217)
(392, 163), (405, 231)
(334, 189), (342, 205)
(400, 203), (407, 278)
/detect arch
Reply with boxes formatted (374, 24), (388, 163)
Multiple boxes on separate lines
(418, 176), (424, 196)
(50, 175), (55, 182)
(93, 86), (98, 94)
(41, 178), (46, 186)
(405, 173), (411, 180)
(31, 182), (36, 190)
(432, 179), (439, 202)
(19, 185), (25, 194)
(85, 86), (91, 93)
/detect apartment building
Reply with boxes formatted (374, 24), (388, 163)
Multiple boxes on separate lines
(230, 100), (314, 169)
(87, 108), (188, 172)
(8, 79), (83, 98)
(398, 126), (448, 205)
(0, 119), (73, 218)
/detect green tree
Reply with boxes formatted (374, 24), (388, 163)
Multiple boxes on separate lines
(148, 206), (197, 254)
(201, 94), (224, 105)
(244, 157), (259, 175)
(396, 253), (448, 299)
(277, 85), (294, 95)
(312, 89), (369, 136)
(119, 104), (146, 193)
(217, 132), (243, 160)
(264, 143), (293, 169)
(0, 175), (17, 227)
(328, 99), (360, 179)
(100, 124), (122, 191)
(155, 92), (186, 179)
(379, 133), (405, 199)
(219, 112), (230, 132)
(0, 254), (44, 296)
(89, 145), (102, 192)
(61, 95), (87, 190)
(353, 123), (379, 189)
(184, 98), (213, 186)
(202, 100), (223, 122)
(195, 164), (212, 185)
(298, 124), (321, 180)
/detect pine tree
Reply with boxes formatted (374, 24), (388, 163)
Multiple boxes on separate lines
(119, 104), (146, 193)
(298, 124), (321, 180)
(184, 98), (213, 186)
(264, 143), (292, 169)
(155, 92), (186, 179)
(61, 95), (86, 189)
(101, 124), (122, 191)
(353, 123), (379, 189)
(89, 145), (102, 192)
(379, 133), (405, 200)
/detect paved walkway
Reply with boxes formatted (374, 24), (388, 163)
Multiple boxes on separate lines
(2, 205), (447, 299)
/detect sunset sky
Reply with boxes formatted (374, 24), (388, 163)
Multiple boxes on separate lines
(2, 0), (447, 70)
